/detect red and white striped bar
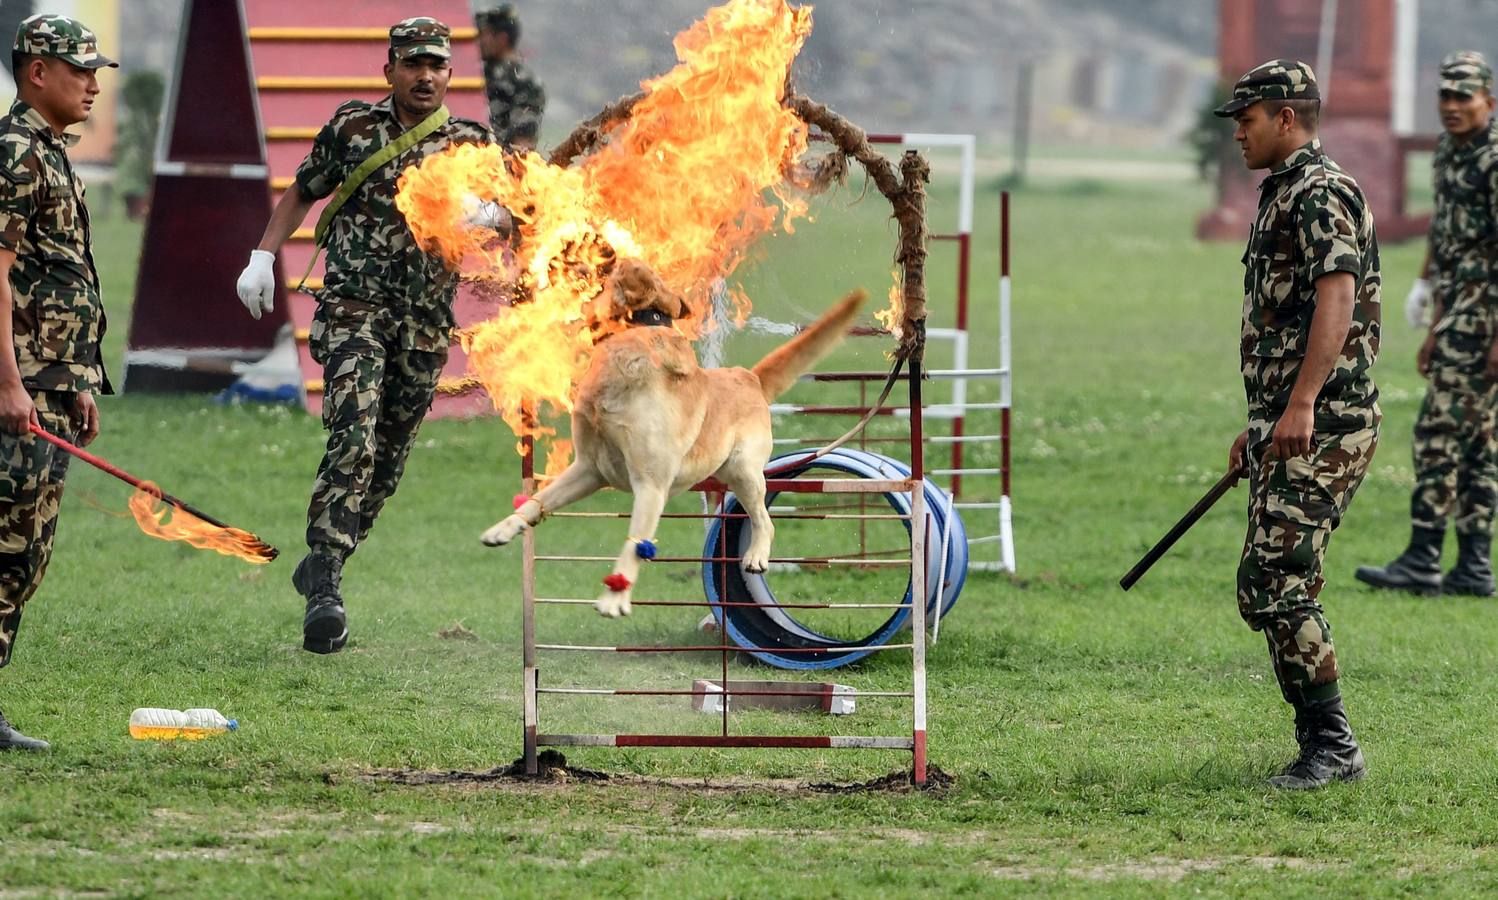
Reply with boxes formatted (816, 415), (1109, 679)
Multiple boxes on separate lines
(799, 367), (1007, 382)
(768, 402), (1007, 416)
(551, 510), (910, 521)
(537, 688), (914, 699)
(532, 554), (910, 566)
(538, 734), (916, 750)
(535, 643), (916, 655)
(536, 598), (912, 610)
(692, 476), (912, 493)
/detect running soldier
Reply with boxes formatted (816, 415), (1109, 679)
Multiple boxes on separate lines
(1217, 60), (1380, 789)
(0, 15), (116, 749)
(235, 18), (492, 654)
(1357, 52), (1498, 597)
(477, 4), (545, 151)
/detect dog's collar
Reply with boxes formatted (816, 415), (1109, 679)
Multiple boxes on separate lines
(628, 308), (675, 328)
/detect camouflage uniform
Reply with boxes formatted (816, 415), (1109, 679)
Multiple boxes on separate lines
(0, 16), (115, 671)
(294, 20), (490, 563)
(483, 58), (545, 150)
(1219, 63), (1382, 708)
(1411, 55), (1498, 541)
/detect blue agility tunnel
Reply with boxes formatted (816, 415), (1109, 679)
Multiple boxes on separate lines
(701, 449), (967, 670)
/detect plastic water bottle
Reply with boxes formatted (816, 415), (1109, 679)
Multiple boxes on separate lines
(128, 708), (238, 741)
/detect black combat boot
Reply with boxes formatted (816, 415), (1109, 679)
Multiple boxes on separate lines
(1442, 532), (1495, 597)
(1354, 526), (1444, 595)
(292, 550), (347, 654)
(0, 707), (49, 751)
(1269, 694), (1365, 790)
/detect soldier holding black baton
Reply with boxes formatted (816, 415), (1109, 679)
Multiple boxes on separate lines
(1216, 60), (1381, 790)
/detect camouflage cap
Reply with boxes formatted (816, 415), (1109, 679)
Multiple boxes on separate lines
(1214, 59), (1319, 117)
(389, 17), (451, 61)
(12, 14), (118, 69)
(1440, 51), (1493, 96)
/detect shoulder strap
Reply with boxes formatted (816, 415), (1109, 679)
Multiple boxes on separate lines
(297, 104), (450, 290)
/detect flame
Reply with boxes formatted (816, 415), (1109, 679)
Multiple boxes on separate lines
(128, 484), (276, 564)
(543, 439), (573, 480)
(873, 269), (904, 341)
(396, 0), (816, 454)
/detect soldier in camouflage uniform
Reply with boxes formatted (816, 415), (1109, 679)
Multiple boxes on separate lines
(1358, 52), (1498, 598)
(0, 15), (115, 749)
(1216, 61), (1380, 789)
(236, 19), (493, 654)
(477, 4), (545, 151)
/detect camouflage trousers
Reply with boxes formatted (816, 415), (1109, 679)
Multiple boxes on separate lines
(306, 310), (446, 559)
(1237, 425), (1377, 705)
(0, 391), (78, 668)
(1410, 320), (1498, 538)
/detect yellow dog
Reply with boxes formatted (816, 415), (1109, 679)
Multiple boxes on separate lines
(482, 260), (866, 617)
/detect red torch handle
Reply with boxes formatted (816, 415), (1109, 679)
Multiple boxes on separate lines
(26, 423), (234, 530)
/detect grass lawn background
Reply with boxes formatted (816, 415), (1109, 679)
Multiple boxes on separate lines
(3, 165), (1495, 896)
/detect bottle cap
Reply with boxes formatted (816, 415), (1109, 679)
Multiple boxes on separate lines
(227, 719), (238, 730)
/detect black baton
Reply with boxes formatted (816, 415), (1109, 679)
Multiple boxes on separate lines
(1119, 467), (1244, 591)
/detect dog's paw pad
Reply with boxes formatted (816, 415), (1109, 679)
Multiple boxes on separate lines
(594, 595), (632, 618)
(481, 516), (525, 547)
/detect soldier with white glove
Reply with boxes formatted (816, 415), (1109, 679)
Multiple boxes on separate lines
(236, 249), (278, 320)
(235, 17), (495, 656)
(1357, 51), (1498, 600)
(1404, 274), (1432, 329)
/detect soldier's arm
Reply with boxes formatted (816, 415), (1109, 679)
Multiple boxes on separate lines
(256, 113), (345, 253)
(0, 250), (37, 434)
(1273, 272), (1356, 458)
(0, 147), (36, 434)
(1486, 153), (1498, 378)
(1272, 187), (1363, 458)
(237, 114), (343, 317)
(255, 186), (315, 255)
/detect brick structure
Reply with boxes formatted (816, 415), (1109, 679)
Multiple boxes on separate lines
(1198, 0), (1430, 241)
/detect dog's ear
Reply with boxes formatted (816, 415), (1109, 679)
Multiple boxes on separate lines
(608, 278), (631, 320)
(672, 291), (692, 320)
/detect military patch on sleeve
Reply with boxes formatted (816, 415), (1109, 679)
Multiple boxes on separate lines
(0, 135), (38, 185)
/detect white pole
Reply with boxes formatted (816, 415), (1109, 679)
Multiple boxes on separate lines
(1316, 0), (1339, 106)
(1392, 0), (1420, 135)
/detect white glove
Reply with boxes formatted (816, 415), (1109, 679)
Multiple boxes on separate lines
(236, 249), (277, 320)
(460, 193), (511, 230)
(1405, 277), (1432, 329)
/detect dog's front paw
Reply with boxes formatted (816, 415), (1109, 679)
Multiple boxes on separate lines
(595, 591), (632, 618)
(481, 515), (526, 547)
(741, 546), (771, 574)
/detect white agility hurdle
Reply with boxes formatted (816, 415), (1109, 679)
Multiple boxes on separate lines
(517, 118), (942, 784)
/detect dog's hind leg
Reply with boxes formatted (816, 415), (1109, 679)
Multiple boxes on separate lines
(481, 462), (605, 547)
(718, 456), (775, 574)
(596, 480), (670, 618)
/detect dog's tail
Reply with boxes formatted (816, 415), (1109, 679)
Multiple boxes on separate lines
(751, 289), (868, 402)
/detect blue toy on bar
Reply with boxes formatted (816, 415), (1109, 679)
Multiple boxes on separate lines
(701, 449), (967, 670)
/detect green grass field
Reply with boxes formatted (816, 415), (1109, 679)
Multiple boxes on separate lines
(5, 168), (1498, 897)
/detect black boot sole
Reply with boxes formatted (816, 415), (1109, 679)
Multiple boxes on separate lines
(1354, 568), (1441, 596)
(0, 734), (50, 751)
(1440, 581), (1495, 597)
(303, 608), (348, 654)
(1269, 764), (1365, 790)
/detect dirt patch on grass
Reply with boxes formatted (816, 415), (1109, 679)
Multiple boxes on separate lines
(360, 750), (954, 795)
(808, 764), (955, 794)
(361, 750), (610, 787)
(989, 855), (1319, 883)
